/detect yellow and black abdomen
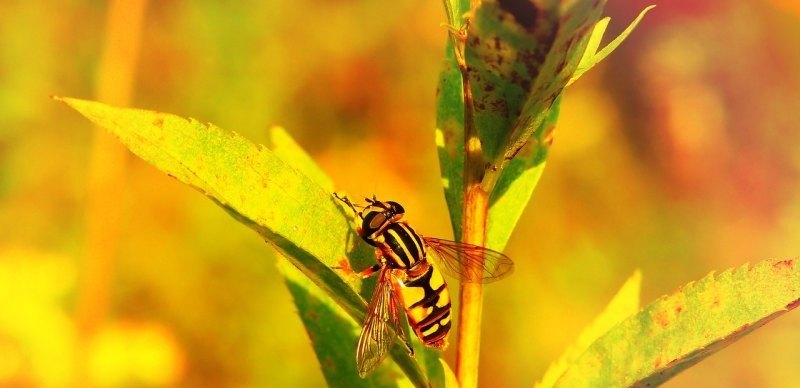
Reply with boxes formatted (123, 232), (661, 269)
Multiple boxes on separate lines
(399, 262), (451, 348)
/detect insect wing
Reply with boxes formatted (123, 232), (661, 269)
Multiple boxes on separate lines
(424, 237), (514, 283)
(356, 268), (407, 376)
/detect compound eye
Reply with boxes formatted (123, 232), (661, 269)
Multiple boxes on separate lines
(367, 212), (388, 230)
(386, 201), (405, 214)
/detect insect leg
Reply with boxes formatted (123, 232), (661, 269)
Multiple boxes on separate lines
(333, 192), (360, 217)
(331, 260), (381, 280)
(357, 263), (382, 279)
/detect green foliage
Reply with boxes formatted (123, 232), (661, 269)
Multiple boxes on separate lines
(568, 6), (656, 86)
(435, 0), (647, 250)
(55, 2), (800, 386)
(266, 126), (334, 191)
(54, 97), (434, 387)
(280, 260), (408, 387)
(556, 259), (800, 387)
(485, 98), (559, 250)
(266, 125), (450, 387)
(537, 270), (642, 388)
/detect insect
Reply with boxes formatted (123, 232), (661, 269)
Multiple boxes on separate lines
(334, 193), (514, 376)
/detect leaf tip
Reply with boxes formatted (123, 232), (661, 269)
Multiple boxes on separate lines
(53, 96), (98, 115)
(52, 95), (80, 104)
(52, 96), (84, 108)
(631, 268), (643, 284)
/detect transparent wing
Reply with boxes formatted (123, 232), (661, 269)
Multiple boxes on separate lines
(424, 237), (514, 283)
(355, 267), (409, 377)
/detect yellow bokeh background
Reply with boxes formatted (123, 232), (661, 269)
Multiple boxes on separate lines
(1, 0), (800, 387)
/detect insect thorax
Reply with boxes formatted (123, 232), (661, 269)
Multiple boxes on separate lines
(376, 222), (426, 269)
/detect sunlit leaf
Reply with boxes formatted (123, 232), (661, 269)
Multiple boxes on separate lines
(56, 97), (429, 387)
(537, 270), (641, 388)
(439, 358), (459, 388)
(267, 125), (448, 386)
(266, 126), (333, 191)
(436, 0), (606, 246)
(555, 258), (800, 387)
(279, 259), (409, 387)
(568, 5), (655, 86)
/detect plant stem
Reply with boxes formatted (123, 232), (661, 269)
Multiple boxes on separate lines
(74, 0), (147, 385)
(442, 0), (489, 385)
(449, 7), (489, 387)
(456, 185), (489, 388)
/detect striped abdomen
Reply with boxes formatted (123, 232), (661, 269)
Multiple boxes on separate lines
(399, 262), (451, 348)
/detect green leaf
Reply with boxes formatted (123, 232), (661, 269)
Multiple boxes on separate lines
(555, 258), (800, 387)
(56, 97), (429, 387)
(279, 259), (410, 387)
(486, 96), (559, 251)
(568, 5), (655, 86)
(501, 0), (604, 165)
(435, 39), (466, 239)
(537, 270), (641, 388)
(441, 0), (469, 31)
(439, 358), (460, 388)
(266, 126), (333, 191)
(266, 125), (451, 386)
(437, 3), (651, 250)
(266, 127), (401, 385)
(436, 0), (606, 246)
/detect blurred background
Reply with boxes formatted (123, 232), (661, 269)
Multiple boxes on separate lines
(1, 0), (800, 386)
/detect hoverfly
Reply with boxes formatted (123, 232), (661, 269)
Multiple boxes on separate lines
(334, 193), (514, 376)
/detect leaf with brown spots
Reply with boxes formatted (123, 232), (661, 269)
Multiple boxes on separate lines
(435, 0), (628, 250)
(486, 96), (559, 250)
(555, 258), (800, 387)
(436, 1), (652, 249)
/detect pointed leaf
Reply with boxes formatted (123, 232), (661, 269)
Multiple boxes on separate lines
(56, 97), (429, 387)
(439, 358), (459, 388)
(537, 270), (641, 388)
(555, 258), (800, 387)
(568, 5), (655, 86)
